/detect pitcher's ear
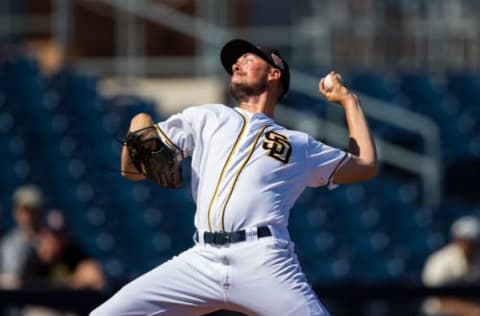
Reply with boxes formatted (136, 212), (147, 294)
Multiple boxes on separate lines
(268, 68), (281, 81)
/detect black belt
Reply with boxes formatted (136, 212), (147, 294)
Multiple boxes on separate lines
(195, 226), (272, 245)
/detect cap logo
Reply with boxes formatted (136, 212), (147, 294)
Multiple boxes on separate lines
(271, 53), (284, 70)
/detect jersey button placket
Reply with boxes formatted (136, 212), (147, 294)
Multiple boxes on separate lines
(218, 121), (270, 231)
(207, 112), (247, 232)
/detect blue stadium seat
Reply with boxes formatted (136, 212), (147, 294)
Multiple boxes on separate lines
(446, 71), (480, 106)
(283, 91), (328, 117)
(399, 71), (445, 112)
(349, 70), (399, 103)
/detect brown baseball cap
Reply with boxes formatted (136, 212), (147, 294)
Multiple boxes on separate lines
(221, 39), (290, 99)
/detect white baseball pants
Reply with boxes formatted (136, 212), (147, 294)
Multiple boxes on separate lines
(90, 231), (330, 316)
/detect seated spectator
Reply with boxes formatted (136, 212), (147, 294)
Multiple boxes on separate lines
(422, 215), (480, 316)
(0, 185), (44, 289)
(21, 209), (106, 290)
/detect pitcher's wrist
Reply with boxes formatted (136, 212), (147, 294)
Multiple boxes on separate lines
(340, 93), (359, 108)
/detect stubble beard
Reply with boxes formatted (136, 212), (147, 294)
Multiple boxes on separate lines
(230, 76), (268, 102)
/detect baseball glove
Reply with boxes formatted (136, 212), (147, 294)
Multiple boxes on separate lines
(124, 126), (183, 188)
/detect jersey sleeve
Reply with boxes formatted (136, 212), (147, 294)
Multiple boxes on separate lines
(306, 135), (350, 189)
(156, 107), (197, 158)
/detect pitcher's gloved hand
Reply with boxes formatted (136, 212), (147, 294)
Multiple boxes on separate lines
(124, 126), (183, 188)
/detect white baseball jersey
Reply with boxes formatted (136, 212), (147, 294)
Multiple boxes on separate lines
(91, 103), (349, 316)
(157, 104), (349, 232)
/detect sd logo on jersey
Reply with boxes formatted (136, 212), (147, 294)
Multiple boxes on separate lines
(262, 131), (291, 163)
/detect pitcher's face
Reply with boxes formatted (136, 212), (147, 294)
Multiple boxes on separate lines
(230, 53), (270, 101)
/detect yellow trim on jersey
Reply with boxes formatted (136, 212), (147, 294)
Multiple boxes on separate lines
(220, 124), (270, 231)
(154, 124), (182, 153)
(207, 111), (247, 232)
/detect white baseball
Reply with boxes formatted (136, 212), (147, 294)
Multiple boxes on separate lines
(324, 73), (343, 91)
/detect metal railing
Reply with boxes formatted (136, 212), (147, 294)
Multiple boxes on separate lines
(279, 70), (442, 208)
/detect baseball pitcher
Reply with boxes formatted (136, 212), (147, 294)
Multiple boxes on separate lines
(90, 39), (378, 316)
